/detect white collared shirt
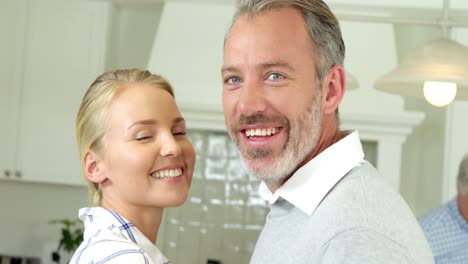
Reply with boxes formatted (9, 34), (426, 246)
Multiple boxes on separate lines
(258, 131), (365, 215)
(70, 207), (170, 264)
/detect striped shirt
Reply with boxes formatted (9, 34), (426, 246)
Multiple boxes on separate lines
(419, 198), (468, 264)
(70, 207), (170, 264)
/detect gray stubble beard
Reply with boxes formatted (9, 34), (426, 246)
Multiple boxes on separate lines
(238, 93), (323, 187)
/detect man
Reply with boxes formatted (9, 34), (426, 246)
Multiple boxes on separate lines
(419, 155), (468, 263)
(221, 0), (434, 263)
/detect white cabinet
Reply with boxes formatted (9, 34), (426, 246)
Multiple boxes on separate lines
(1, 0), (111, 185)
(0, 0), (27, 181)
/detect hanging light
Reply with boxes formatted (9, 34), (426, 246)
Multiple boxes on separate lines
(374, 38), (468, 107)
(374, 0), (468, 107)
(346, 71), (359, 90)
(423, 81), (457, 107)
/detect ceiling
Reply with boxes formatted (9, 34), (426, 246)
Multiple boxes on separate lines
(103, 0), (468, 27)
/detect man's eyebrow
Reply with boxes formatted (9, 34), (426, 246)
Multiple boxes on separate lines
(221, 65), (239, 74)
(260, 61), (295, 71)
(221, 61), (295, 74)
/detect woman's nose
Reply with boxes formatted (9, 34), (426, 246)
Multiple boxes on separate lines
(160, 133), (183, 157)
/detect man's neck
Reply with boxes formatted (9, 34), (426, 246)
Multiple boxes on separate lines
(457, 194), (468, 222)
(267, 127), (343, 193)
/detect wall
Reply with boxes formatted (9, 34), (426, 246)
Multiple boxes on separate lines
(339, 20), (405, 114)
(106, 2), (164, 70)
(0, 0), (109, 258)
(148, 1), (235, 110)
(400, 98), (447, 216)
(0, 180), (88, 258)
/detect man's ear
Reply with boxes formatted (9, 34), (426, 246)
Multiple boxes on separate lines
(83, 149), (107, 183)
(322, 65), (345, 115)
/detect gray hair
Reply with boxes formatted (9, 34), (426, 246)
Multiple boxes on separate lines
(458, 154), (468, 195)
(227, 0), (345, 84)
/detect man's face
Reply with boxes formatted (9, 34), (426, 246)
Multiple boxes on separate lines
(222, 7), (323, 187)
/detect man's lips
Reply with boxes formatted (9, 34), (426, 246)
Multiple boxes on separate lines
(237, 126), (284, 148)
(242, 127), (280, 138)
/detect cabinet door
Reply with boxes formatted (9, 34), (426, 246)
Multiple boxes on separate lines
(0, 0), (26, 181)
(16, 1), (110, 185)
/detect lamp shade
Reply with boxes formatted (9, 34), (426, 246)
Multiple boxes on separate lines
(375, 38), (468, 101)
(346, 71), (359, 90)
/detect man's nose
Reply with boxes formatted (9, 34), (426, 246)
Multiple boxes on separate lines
(237, 80), (267, 116)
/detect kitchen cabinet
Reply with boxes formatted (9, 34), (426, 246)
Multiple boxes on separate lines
(1, 0), (111, 185)
(0, 0), (26, 181)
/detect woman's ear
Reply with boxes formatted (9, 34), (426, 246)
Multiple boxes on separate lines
(322, 65), (345, 115)
(83, 149), (107, 183)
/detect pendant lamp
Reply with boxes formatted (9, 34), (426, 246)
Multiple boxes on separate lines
(346, 71), (359, 90)
(374, 0), (468, 107)
(375, 38), (468, 106)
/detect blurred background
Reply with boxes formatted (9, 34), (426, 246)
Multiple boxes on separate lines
(1, 0), (467, 263)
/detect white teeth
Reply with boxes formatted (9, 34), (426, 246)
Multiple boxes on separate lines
(151, 168), (182, 179)
(245, 128), (278, 138)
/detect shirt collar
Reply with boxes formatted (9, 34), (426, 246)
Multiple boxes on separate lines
(258, 130), (365, 215)
(79, 207), (169, 263)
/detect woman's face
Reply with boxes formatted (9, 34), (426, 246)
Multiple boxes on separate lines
(98, 83), (195, 210)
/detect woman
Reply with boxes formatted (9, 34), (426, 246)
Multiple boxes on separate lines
(70, 69), (195, 263)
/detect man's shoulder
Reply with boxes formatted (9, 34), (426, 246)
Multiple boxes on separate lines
(314, 161), (427, 245)
(418, 201), (452, 230)
(418, 199), (465, 246)
(320, 227), (433, 264)
(321, 161), (405, 212)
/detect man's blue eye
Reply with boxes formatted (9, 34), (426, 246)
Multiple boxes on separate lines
(227, 77), (241, 84)
(268, 73), (284, 80)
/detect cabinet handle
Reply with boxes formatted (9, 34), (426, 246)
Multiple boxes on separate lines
(4, 170), (11, 177)
(15, 170), (22, 178)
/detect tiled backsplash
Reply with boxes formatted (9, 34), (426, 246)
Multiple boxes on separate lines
(157, 130), (269, 264)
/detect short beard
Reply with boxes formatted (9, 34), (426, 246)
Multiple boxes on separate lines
(239, 93), (323, 187)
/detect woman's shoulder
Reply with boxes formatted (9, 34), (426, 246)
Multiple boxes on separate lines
(70, 231), (152, 264)
(70, 249), (152, 264)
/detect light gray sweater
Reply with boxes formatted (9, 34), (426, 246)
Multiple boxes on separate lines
(250, 162), (434, 264)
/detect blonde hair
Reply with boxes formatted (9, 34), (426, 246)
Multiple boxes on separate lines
(76, 69), (174, 205)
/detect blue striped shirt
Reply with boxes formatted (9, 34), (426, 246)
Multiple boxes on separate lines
(419, 198), (468, 264)
(70, 207), (170, 264)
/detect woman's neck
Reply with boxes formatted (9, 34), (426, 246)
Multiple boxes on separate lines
(102, 200), (164, 243)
